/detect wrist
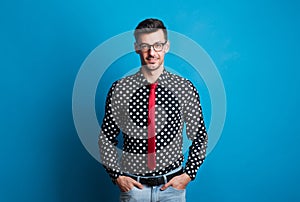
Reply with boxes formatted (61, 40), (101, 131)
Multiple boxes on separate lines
(112, 175), (121, 185)
(183, 172), (192, 182)
(114, 175), (127, 185)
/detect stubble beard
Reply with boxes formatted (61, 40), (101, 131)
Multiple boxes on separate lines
(142, 60), (164, 73)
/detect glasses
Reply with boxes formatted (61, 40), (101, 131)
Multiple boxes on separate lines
(137, 41), (167, 52)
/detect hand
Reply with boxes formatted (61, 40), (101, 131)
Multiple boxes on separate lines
(115, 176), (144, 192)
(160, 173), (191, 191)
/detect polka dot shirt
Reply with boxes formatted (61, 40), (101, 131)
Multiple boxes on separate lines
(98, 69), (208, 181)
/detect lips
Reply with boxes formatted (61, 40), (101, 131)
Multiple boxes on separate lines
(146, 57), (158, 63)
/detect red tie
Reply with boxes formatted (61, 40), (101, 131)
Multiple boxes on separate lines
(148, 83), (157, 170)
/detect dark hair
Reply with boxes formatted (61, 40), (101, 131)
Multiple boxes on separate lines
(134, 18), (168, 41)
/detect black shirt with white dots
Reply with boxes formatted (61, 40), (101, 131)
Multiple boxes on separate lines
(98, 69), (208, 181)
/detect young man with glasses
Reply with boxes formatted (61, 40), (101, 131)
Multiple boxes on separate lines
(98, 18), (208, 202)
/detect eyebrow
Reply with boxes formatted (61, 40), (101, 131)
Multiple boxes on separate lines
(138, 41), (164, 44)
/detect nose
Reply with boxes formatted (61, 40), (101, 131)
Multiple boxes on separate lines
(148, 46), (155, 56)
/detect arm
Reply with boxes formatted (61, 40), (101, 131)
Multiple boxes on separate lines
(183, 81), (208, 180)
(161, 81), (208, 190)
(98, 82), (122, 181)
(98, 82), (144, 190)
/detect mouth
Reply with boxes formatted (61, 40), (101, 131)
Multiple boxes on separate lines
(146, 57), (158, 64)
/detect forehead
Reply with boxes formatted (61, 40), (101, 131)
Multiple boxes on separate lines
(136, 29), (165, 44)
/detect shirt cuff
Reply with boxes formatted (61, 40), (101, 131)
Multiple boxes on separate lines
(184, 167), (197, 181)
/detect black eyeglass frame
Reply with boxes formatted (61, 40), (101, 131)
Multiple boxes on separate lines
(137, 41), (168, 52)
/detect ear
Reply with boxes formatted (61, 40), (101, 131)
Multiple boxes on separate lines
(164, 40), (170, 53)
(134, 42), (140, 54)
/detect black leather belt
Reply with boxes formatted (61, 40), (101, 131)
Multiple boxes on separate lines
(124, 168), (184, 186)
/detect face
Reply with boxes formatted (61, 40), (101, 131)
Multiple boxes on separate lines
(135, 29), (169, 72)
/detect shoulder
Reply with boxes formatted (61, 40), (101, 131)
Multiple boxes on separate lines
(109, 72), (139, 89)
(165, 71), (200, 102)
(107, 72), (144, 98)
(165, 71), (197, 90)
(116, 71), (141, 86)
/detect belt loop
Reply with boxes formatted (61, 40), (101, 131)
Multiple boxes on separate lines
(137, 176), (140, 183)
(163, 175), (167, 184)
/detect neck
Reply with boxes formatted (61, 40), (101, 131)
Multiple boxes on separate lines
(141, 65), (164, 84)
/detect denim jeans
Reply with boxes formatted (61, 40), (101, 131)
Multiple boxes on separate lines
(120, 184), (186, 202)
(120, 167), (186, 202)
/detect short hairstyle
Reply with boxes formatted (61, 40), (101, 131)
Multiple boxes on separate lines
(134, 18), (168, 42)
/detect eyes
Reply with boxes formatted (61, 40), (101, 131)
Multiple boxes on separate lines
(138, 41), (167, 52)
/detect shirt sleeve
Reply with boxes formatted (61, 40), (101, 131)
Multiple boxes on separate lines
(98, 81), (123, 181)
(183, 80), (208, 180)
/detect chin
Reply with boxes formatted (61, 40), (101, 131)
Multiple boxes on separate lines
(145, 63), (162, 71)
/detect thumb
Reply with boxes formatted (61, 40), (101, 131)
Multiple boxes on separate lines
(133, 181), (144, 189)
(160, 181), (171, 191)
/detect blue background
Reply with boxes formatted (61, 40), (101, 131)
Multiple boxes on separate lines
(1, 0), (300, 201)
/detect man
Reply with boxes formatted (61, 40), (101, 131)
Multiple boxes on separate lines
(98, 18), (208, 202)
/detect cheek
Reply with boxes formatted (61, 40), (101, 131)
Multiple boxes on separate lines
(138, 53), (146, 61)
(141, 52), (148, 58)
(158, 53), (165, 59)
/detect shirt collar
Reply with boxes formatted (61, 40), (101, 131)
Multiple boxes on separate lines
(135, 68), (171, 86)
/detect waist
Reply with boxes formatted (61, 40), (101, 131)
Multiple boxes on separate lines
(123, 167), (184, 186)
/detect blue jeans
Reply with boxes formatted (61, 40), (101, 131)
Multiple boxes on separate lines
(120, 167), (186, 202)
(120, 184), (186, 202)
